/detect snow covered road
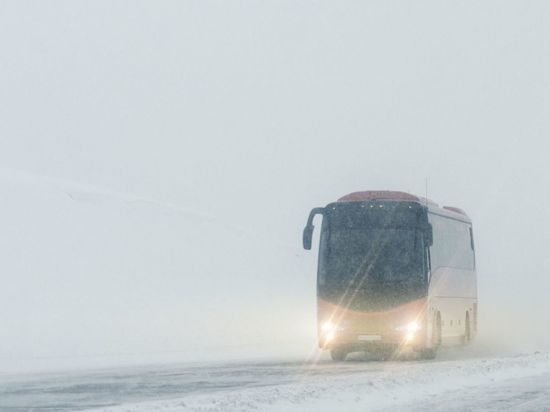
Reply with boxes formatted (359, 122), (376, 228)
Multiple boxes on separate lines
(1, 351), (549, 411)
(406, 372), (550, 411)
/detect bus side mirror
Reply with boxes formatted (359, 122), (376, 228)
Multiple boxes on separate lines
(303, 225), (314, 250)
(425, 223), (433, 247)
(303, 207), (324, 250)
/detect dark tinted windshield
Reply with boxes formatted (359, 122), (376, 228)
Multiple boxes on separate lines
(318, 202), (428, 290)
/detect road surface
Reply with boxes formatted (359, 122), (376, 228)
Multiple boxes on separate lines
(1, 350), (549, 411)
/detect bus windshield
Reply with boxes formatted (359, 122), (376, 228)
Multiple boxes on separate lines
(318, 202), (427, 290)
(320, 227), (425, 288)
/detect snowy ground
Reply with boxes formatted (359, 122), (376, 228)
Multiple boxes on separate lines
(1, 349), (549, 411)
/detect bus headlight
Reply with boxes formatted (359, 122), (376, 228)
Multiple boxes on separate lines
(321, 321), (335, 333)
(407, 321), (420, 333)
(396, 321), (421, 333)
(321, 321), (343, 341)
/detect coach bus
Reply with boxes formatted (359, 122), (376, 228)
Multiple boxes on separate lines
(303, 191), (477, 360)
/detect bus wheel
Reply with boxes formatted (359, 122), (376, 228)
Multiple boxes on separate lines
(330, 347), (348, 361)
(465, 312), (471, 344)
(420, 348), (436, 360)
(421, 313), (441, 360)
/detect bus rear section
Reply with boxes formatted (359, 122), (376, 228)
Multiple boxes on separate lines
(303, 190), (477, 360)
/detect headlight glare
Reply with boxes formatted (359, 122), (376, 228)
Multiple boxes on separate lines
(321, 321), (335, 333)
(407, 321), (420, 332)
(396, 321), (422, 333)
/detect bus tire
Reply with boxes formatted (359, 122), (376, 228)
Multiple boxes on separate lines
(421, 313), (441, 359)
(330, 347), (348, 361)
(420, 348), (436, 360)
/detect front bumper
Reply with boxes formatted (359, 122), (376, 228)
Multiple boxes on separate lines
(317, 297), (429, 350)
(319, 329), (423, 349)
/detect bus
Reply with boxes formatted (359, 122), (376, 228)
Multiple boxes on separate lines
(303, 190), (477, 360)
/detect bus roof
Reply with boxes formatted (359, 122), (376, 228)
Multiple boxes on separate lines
(337, 190), (471, 223)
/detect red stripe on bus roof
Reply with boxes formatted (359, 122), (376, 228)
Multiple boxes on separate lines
(338, 191), (420, 202)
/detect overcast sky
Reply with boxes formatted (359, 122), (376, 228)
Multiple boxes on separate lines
(1, 1), (550, 371)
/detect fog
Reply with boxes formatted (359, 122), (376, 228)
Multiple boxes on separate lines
(1, 1), (550, 373)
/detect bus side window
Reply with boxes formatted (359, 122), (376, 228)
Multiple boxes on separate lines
(428, 214), (474, 272)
